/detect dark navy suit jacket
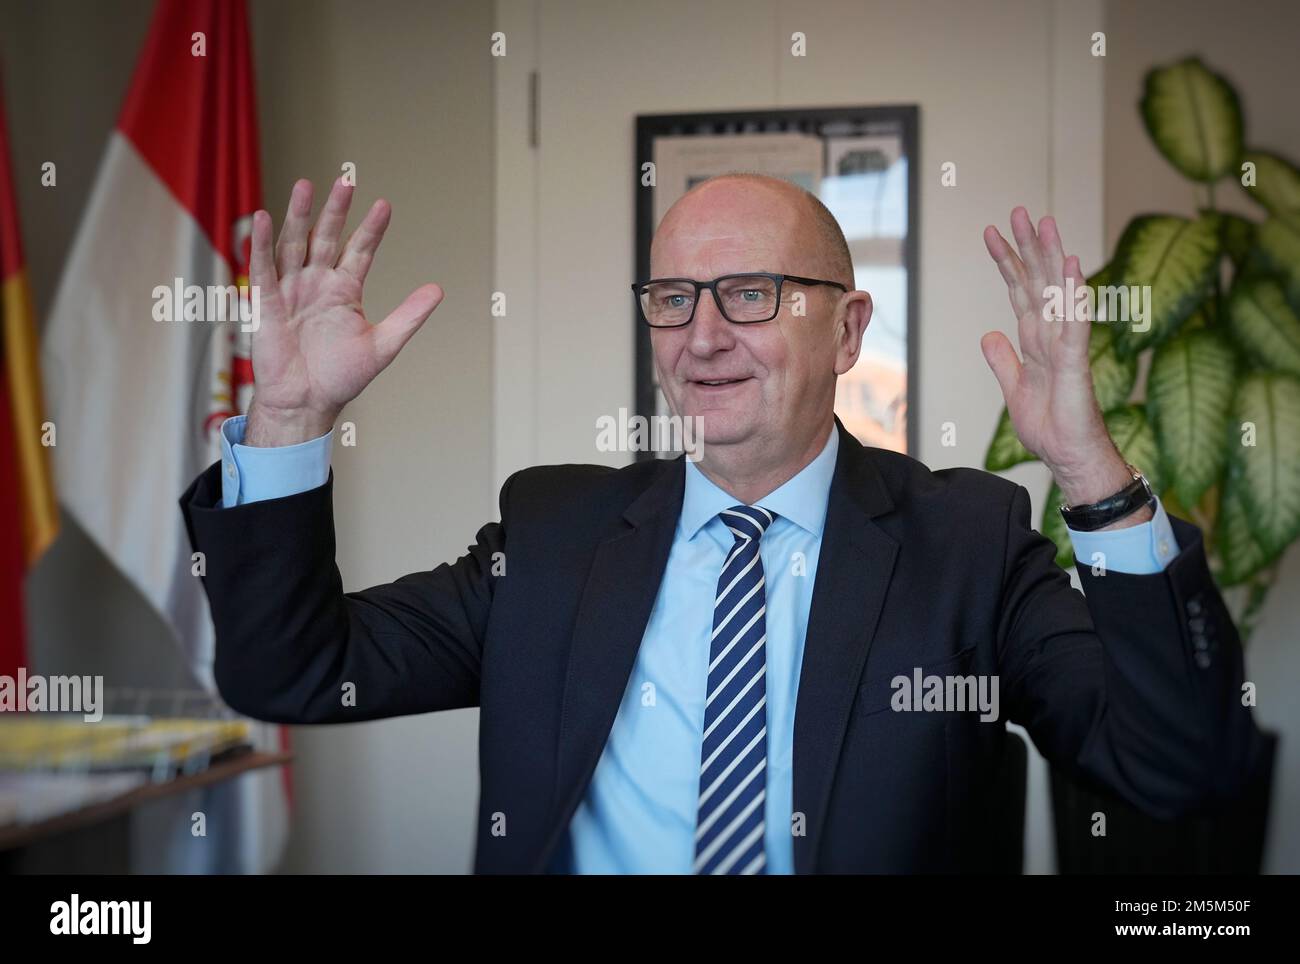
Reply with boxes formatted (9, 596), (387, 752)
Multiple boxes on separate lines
(180, 418), (1264, 872)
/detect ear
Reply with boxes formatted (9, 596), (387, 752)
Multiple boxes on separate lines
(833, 291), (873, 375)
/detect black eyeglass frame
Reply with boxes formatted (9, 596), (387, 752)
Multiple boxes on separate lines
(631, 272), (848, 328)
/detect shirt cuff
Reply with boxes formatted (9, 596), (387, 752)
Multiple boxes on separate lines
(220, 414), (333, 508)
(1065, 497), (1180, 575)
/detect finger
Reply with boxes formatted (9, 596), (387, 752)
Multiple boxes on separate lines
(275, 179), (314, 276)
(337, 198), (392, 284)
(1037, 215), (1067, 294)
(983, 225), (1033, 319)
(249, 209), (279, 291)
(370, 283), (445, 367)
(1061, 254), (1092, 357)
(307, 177), (355, 268)
(1009, 206), (1049, 307)
(980, 330), (1023, 404)
(249, 210), (286, 325)
(988, 222), (1044, 362)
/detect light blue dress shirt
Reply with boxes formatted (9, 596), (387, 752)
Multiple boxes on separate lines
(216, 413), (1180, 872)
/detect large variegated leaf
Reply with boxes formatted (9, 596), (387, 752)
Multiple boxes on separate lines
(1182, 304), (1213, 332)
(985, 408), (1034, 472)
(1258, 210), (1300, 284)
(1147, 329), (1237, 506)
(1229, 372), (1300, 555)
(1217, 473), (1280, 585)
(1089, 320), (1138, 411)
(1227, 274), (1300, 377)
(1040, 406), (1164, 570)
(1140, 58), (1243, 182)
(1217, 212), (1258, 269)
(1240, 151), (1300, 214)
(1105, 405), (1166, 494)
(1110, 214), (1220, 357)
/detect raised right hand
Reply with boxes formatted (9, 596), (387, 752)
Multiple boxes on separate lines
(244, 177), (444, 446)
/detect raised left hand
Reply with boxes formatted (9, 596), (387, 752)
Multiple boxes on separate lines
(981, 207), (1142, 516)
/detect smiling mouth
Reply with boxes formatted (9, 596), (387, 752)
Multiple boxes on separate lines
(692, 377), (750, 386)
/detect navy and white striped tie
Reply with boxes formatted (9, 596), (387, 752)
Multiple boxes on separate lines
(694, 504), (775, 875)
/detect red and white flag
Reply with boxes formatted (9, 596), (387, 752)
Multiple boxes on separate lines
(42, 0), (287, 872)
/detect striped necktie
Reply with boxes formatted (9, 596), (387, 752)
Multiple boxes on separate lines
(694, 504), (775, 875)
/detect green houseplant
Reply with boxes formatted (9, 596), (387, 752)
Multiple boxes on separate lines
(983, 57), (1288, 872)
(984, 56), (1300, 645)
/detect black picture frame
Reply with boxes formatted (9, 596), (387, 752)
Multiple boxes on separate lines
(633, 105), (919, 461)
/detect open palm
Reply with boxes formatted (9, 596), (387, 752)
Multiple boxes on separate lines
(980, 207), (1114, 478)
(246, 178), (443, 443)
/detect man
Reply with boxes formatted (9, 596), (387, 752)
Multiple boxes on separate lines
(181, 173), (1263, 873)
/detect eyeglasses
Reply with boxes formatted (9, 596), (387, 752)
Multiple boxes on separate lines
(631, 272), (848, 328)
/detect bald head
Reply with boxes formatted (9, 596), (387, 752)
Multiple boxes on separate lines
(646, 170), (872, 500)
(652, 172), (853, 290)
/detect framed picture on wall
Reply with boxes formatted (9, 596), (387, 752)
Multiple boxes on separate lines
(633, 106), (919, 459)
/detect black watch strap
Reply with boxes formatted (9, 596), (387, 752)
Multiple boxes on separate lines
(1058, 465), (1155, 532)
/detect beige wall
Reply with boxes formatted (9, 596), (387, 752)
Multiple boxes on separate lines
(1104, 0), (1300, 874)
(251, 0), (495, 875)
(5, 0), (495, 873)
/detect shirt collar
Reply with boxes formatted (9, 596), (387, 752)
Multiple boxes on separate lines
(679, 423), (839, 543)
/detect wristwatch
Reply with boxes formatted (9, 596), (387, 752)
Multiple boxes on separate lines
(1058, 464), (1156, 531)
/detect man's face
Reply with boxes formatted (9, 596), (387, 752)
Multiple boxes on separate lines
(648, 184), (850, 453)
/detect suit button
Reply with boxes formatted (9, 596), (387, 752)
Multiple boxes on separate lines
(1192, 632), (1209, 651)
(1189, 617), (1205, 633)
(1186, 597), (1203, 616)
(1194, 651), (1212, 669)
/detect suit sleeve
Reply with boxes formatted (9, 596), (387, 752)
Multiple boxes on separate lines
(996, 483), (1266, 819)
(180, 461), (511, 724)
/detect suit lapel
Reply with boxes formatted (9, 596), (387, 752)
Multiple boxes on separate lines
(533, 420), (898, 874)
(792, 420), (898, 874)
(536, 457), (684, 870)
